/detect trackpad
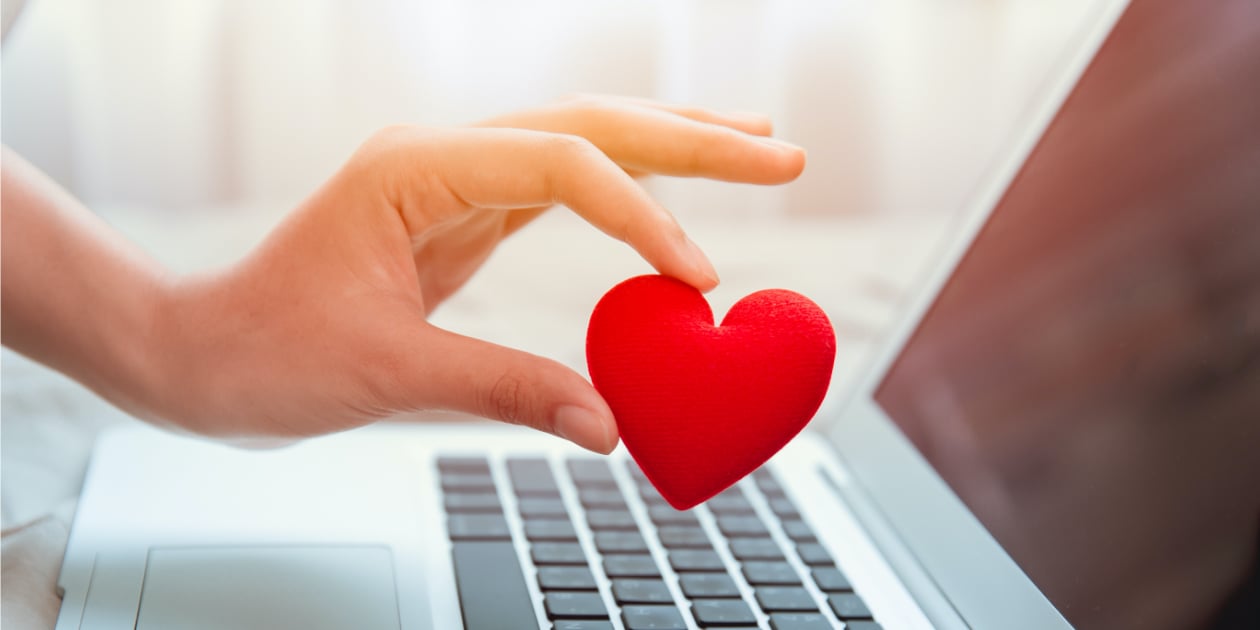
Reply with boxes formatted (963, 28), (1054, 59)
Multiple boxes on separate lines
(135, 546), (400, 630)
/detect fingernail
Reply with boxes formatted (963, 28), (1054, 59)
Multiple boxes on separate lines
(754, 135), (804, 152)
(555, 405), (616, 454)
(681, 237), (720, 289)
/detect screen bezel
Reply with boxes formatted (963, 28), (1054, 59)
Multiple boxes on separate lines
(814, 1), (1131, 626)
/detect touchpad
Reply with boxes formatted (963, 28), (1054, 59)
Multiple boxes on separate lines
(135, 546), (400, 630)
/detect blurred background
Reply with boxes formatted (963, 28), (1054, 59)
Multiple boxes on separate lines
(2, 0), (1102, 527)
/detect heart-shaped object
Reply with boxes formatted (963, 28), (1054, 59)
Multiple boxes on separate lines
(586, 275), (836, 509)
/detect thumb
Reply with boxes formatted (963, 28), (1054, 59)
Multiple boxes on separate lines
(407, 325), (619, 454)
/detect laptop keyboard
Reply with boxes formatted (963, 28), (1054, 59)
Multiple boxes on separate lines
(438, 455), (881, 630)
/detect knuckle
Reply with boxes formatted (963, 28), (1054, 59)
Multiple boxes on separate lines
(543, 132), (599, 160)
(484, 372), (528, 425)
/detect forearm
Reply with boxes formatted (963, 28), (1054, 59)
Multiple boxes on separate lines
(1, 147), (170, 417)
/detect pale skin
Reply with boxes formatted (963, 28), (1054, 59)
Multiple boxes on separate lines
(1, 95), (805, 454)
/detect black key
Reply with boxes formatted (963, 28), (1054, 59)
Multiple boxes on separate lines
(658, 526), (711, 549)
(567, 458), (618, 486)
(532, 542), (587, 565)
(811, 567), (852, 592)
(519, 498), (570, 518)
(827, 593), (873, 620)
(525, 519), (578, 541)
(639, 485), (669, 506)
(678, 572), (740, 598)
(437, 456), (491, 474)
(604, 554), (661, 578)
(579, 488), (628, 509)
(611, 579), (673, 604)
(441, 473), (497, 492)
(768, 612), (831, 630)
(729, 538), (784, 560)
(845, 622), (884, 630)
(753, 469), (785, 497)
(537, 566), (598, 590)
(508, 458), (561, 496)
(443, 493), (502, 513)
(648, 505), (697, 525)
(545, 591), (608, 619)
(452, 541), (537, 630)
(595, 531), (649, 554)
(447, 514), (510, 540)
(691, 599), (757, 626)
(554, 622), (615, 630)
(621, 605), (686, 630)
(586, 509), (638, 530)
(795, 543), (832, 567)
(781, 520), (816, 542)
(716, 515), (768, 537)
(767, 497), (799, 518)
(742, 561), (801, 585)
(754, 586), (818, 612)
(705, 488), (754, 514)
(668, 549), (725, 572)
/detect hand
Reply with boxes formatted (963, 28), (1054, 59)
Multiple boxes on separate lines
(147, 95), (805, 452)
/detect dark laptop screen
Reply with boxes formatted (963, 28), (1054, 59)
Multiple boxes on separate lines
(874, 1), (1260, 628)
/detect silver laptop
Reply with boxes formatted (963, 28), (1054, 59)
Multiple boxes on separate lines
(54, 0), (1260, 628)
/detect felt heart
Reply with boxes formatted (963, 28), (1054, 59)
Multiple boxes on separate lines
(586, 275), (836, 509)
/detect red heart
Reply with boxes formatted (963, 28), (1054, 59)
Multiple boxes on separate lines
(586, 275), (836, 509)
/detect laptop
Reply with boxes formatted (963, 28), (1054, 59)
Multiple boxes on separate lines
(54, 0), (1260, 628)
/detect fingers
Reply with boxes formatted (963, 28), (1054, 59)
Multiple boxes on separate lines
(407, 325), (619, 454)
(385, 126), (719, 291)
(595, 94), (774, 136)
(478, 95), (806, 185)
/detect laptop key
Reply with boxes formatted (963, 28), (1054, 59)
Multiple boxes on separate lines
(781, 520), (817, 542)
(795, 543), (833, 567)
(436, 456), (491, 474)
(604, 554), (661, 578)
(579, 488), (628, 509)
(648, 505), (698, 525)
(752, 469), (785, 497)
(691, 599), (757, 626)
(519, 498), (570, 518)
(622, 605), (687, 630)
(658, 526), (712, 549)
(742, 561), (801, 585)
(767, 497), (799, 518)
(844, 622), (884, 630)
(678, 573), (740, 598)
(729, 537), (784, 560)
(554, 622), (615, 630)
(810, 567), (852, 592)
(538, 567), (598, 590)
(611, 579), (674, 604)
(451, 541), (537, 630)
(827, 593), (873, 619)
(545, 591), (609, 619)
(447, 514), (511, 540)
(443, 493), (502, 513)
(532, 543), (588, 565)
(668, 549), (725, 572)
(567, 458), (618, 487)
(441, 473), (497, 492)
(594, 531), (649, 554)
(705, 488), (754, 514)
(586, 509), (638, 530)
(525, 519), (578, 541)
(715, 515), (768, 537)
(768, 612), (831, 630)
(754, 586), (819, 612)
(508, 457), (561, 495)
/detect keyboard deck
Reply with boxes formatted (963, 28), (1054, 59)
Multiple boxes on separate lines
(439, 455), (881, 630)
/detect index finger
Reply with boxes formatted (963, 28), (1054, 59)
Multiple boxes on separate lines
(383, 126), (720, 291)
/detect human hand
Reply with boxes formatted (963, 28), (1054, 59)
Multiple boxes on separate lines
(147, 95), (805, 452)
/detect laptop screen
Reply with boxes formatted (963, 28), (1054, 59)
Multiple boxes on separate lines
(873, 1), (1259, 628)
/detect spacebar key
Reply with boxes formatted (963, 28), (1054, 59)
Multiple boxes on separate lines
(452, 541), (539, 630)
